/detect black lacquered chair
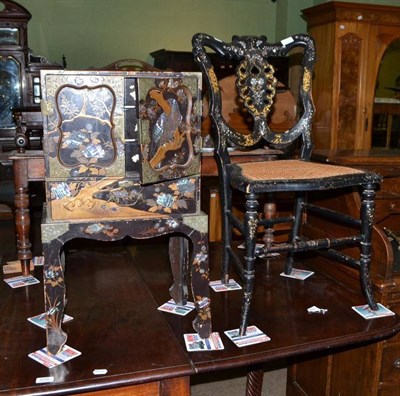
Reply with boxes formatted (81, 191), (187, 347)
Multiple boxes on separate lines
(192, 33), (382, 336)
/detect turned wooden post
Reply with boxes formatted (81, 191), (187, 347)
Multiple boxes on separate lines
(13, 158), (32, 276)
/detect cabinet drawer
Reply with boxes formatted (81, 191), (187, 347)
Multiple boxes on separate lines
(379, 382), (400, 396)
(380, 344), (400, 382)
(46, 176), (200, 221)
(387, 292), (400, 304)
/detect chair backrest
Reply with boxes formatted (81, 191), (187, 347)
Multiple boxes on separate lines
(192, 33), (316, 161)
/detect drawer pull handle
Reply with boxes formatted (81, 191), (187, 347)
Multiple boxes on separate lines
(394, 359), (400, 369)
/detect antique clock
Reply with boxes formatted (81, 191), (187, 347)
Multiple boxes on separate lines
(0, 0), (61, 150)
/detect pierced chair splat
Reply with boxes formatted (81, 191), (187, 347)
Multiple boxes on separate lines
(192, 33), (382, 336)
(40, 70), (211, 355)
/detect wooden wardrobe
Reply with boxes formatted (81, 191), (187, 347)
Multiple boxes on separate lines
(287, 2), (400, 395)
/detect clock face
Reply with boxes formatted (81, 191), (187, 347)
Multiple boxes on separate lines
(0, 56), (21, 128)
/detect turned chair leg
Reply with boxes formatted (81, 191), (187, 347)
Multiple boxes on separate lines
(360, 184), (378, 310)
(285, 192), (305, 275)
(262, 200), (276, 252)
(240, 192), (259, 336)
(221, 188), (233, 285)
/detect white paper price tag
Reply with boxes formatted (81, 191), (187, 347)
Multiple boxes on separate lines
(35, 376), (54, 384)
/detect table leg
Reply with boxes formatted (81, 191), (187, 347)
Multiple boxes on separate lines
(246, 365), (264, 396)
(13, 158), (32, 276)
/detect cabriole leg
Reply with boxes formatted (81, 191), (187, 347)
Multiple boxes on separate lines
(187, 221), (211, 339)
(169, 236), (189, 305)
(43, 238), (67, 356)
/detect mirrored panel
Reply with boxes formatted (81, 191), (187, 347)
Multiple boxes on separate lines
(0, 27), (18, 44)
(0, 55), (21, 128)
(372, 39), (400, 149)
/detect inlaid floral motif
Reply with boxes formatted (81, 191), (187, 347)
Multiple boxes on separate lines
(55, 85), (116, 176)
(92, 177), (198, 215)
(83, 223), (119, 237)
(193, 244), (210, 281)
(146, 178), (196, 213)
(44, 264), (64, 288)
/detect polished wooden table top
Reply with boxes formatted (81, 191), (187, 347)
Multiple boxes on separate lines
(0, 244), (193, 395)
(1, 229), (399, 394)
(140, 244), (400, 372)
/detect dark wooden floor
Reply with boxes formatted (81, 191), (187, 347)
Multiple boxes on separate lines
(1, 203), (400, 394)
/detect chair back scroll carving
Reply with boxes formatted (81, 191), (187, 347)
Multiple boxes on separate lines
(192, 33), (316, 160)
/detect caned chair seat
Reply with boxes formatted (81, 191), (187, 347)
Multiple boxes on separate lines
(230, 160), (381, 191)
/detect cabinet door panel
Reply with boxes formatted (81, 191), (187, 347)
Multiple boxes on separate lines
(42, 72), (125, 179)
(337, 32), (362, 149)
(137, 74), (202, 184)
(56, 85), (117, 169)
(380, 344), (400, 383)
(335, 21), (374, 150)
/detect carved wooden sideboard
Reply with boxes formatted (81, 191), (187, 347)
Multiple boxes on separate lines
(302, 1), (400, 151)
(289, 5), (400, 392)
(287, 2), (400, 390)
(287, 149), (400, 396)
